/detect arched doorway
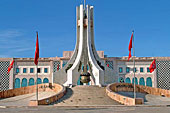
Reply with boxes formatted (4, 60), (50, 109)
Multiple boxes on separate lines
(146, 77), (152, 87)
(43, 78), (49, 83)
(132, 77), (138, 85)
(125, 77), (131, 83)
(15, 78), (20, 88)
(21, 78), (27, 87)
(29, 78), (34, 86)
(139, 77), (145, 86)
(37, 78), (42, 84)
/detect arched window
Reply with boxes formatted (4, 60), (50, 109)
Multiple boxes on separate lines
(15, 78), (20, 88)
(43, 78), (49, 83)
(139, 77), (145, 86)
(146, 77), (152, 87)
(29, 78), (34, 86)
(118, 77), (124, 83)
(125, 77), (131, 83)
(21, 78), (27, 87)
(132, 77), (138, 85)
(36, 78), (42, 84)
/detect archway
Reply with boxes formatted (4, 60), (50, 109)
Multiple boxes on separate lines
(15, 78), (20, 88)
(139, 77), (145, 86)
(146, 77), (152, 87)
(125, 77), (131, 83)
(21, 78), (27, 87)
(29, 78), (34, 86)
(132, 77), (138, 85)
(37, 78), (42, 84)
(43, 78), (49, 83)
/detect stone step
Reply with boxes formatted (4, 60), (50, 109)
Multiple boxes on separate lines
(54, 86), (120, 106)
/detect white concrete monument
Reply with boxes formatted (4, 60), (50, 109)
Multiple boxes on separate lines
(53, 4), (117, 86)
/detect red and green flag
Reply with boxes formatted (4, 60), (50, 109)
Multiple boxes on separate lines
(149, 59), (156, 73)
(8, 60), (14, 74)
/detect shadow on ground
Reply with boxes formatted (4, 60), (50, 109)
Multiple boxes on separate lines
(117, 91), (148, 102)
(51, 88), (73, 105)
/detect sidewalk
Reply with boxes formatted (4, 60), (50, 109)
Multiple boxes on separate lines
(0, 91), (57, 106)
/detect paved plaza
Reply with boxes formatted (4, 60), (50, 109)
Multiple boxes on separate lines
(117, 91), (170, 105)
(1, 86), (170, 107)
(53, 86), (120, 106)
(0, 86), (170, 113)
(0, 106), (170, 113)
(0, 91), (57, 106)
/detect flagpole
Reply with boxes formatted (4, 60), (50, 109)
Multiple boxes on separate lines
(132, 30), (136, 99)
(36, 64), (38, 101)
(36, 31), (39, 102)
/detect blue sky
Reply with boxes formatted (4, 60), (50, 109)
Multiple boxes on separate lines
(0, 0), (170, 58)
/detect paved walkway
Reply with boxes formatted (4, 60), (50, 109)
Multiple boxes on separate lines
(117, 91), (170, 105)
(54, 86), (120, 106)
(0, 106), (170, 113)
(1, 87), (169, 107)
(0, 91), (57, 106)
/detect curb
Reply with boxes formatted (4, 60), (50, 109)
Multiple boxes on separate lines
(53, 105), (170, 108)
(0, 105), (170, 109)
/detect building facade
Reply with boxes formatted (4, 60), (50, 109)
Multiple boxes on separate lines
(0, 52), (170, 91)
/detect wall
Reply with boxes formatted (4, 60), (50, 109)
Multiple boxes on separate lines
(106, 83), (170, 105)
(0, 83), (66, 106)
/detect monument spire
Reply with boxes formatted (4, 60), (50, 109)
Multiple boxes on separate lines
(53, 4), (117, 87)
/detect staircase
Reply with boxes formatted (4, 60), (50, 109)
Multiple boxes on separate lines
(54, 85), (120, 106)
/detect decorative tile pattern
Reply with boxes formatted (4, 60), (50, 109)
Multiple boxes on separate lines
(53, 61), (60, 72)
(0, 61), (10, 91)
(105, 61), (113, 69)
(156, 61), (170, 90)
